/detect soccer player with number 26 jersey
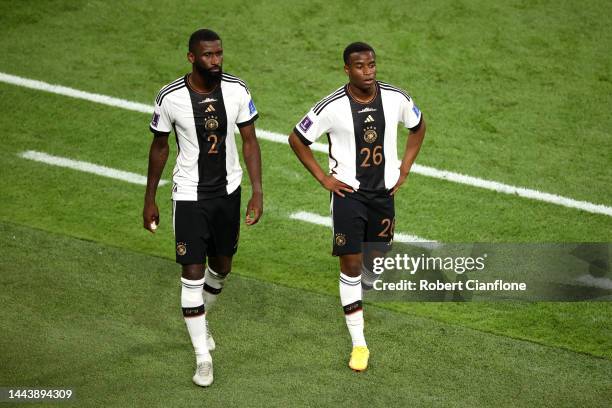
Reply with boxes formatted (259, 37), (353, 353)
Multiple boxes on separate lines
(289, 42), (426, 372)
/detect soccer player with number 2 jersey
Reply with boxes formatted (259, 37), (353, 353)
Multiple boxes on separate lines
(289, 42), (426, 372)
(143, 29), (263, 387)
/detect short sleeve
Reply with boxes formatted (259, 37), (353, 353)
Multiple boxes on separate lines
(236, 87), (259, 128)
(149, 99), (172, 135)
(400, 96), (422, 130)
(293, 108), (332, 145)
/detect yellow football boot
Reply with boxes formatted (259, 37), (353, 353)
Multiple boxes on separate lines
(349, 346), (370, 372)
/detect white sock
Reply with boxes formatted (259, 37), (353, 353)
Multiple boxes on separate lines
(181, 277), (209, 363)
(203, 266), (227, 311)
(339, 272), (366, 347)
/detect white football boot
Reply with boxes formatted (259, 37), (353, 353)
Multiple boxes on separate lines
(192, 355), (213, 387)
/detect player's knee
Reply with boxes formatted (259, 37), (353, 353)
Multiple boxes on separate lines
(345, 265), (361, 277)
(181, 264), (204, 280)
(212, 265), (231, 276)
(342, 261), (362, 277)
(208, 258), (232, 276)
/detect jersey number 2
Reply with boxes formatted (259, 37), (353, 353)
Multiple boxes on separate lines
(208, 135), (219, 154)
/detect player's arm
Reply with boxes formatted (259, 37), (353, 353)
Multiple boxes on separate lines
(143, 134), (169, 232)
(288, 132), (353, 197)
(239, 123), (263, 226)
(391, 117), (426, 195)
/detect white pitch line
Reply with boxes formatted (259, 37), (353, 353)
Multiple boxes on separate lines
(409, 164), (612, 217)
(289, 211), (438, 248)
(14, 149), (439, 245)
(289, 211), (333, 227)
(20, 150), (167, 186)
(257, 132), (612, 217)
(0, 72), (153, 114)
(2, 71), (611, 217)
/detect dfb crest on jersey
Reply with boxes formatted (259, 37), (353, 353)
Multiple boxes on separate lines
(299, 115), (313, 132)
(205, 116), (219, 131)
(363, 125), (378, 143)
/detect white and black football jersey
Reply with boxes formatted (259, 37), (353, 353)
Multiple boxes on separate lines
(293, 81), (422, 197)
(150, 73), (258, 200)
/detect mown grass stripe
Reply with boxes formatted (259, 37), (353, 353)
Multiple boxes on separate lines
(2, 71), (610, 217)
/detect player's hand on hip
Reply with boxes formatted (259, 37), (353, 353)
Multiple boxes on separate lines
(143, 201), (160, 233)
(390, 172), (409, 196)
(245, 192), (263, 226)
(320, 175), (354, 198)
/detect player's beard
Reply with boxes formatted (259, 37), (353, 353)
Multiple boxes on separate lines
(195, 63), (222, 84)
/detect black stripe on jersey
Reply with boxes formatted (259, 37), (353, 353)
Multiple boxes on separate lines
(149, 125), (170, 137)
(187, 83), (229, 199)
(378, 82), (412, 102)
(327, 133), (339, 173)
(159, 76), (182, 90)
(378, 81), (409, 95)
(161, 76), (184, 89)
(155, 77), (183, 102)
(221, 77), (249, 94)
(408, 115), (424, 132)
(237, 113), (259, 128)
(313, 87), (345, 112)
(157, 83), (186, 105)
(349, 83), (386, 193)
(173, 123), (180, 154)
(221, 72), (244, 82)
(314, 91), (347, 115)
(155, 77), (185, 104)
(293, 127), (312, 145)
(222, 72), (247, 85)
(221, 74), (250, 94)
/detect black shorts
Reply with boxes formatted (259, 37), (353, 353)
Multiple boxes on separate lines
(173, 187), (241, 264)
(331, 192), (395, 256)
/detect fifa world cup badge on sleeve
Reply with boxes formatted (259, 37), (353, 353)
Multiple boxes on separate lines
(299, 116), (313, 132)
(248, 99), (256, 115)
(412, 105), (420, 117)
(151, 112), (160, 127)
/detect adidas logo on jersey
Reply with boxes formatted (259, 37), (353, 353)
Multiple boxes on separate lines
(364, 115), (375, 123)
(205, 104), (216, 112)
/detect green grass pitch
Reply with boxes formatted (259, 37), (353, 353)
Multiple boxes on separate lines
(0, 0), (611, 406)
(1, 223), (610, 407)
